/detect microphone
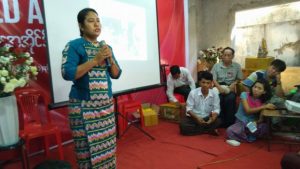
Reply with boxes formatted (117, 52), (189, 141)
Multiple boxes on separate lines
(99, 40), (111, 67)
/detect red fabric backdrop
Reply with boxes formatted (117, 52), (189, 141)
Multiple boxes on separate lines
(0, 0), (186, 150)
(157, 0), (185, 66)
(134, 0), (186, 103)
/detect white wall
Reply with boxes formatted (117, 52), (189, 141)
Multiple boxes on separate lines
(186, 0), (300, 77)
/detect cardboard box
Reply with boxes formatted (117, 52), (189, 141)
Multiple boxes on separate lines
(142, 103), (160, 114)
(143, 108), (158, 126)
(281, 67), (300, 94)
(245, 57), (274, 70)
(142, 103), (159, 126)
(159, 103), (185, 123)
(242, 68), (255, 78)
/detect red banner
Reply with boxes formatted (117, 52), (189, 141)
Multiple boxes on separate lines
(0, 0), (50, 96)
(0, 0), (72, 150)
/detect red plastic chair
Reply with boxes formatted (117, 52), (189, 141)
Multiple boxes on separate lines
(118, 94), (144, 129)
(114, 96), (128, 135)
(174, 93), (185, 103)
(15, 89), (64, 160)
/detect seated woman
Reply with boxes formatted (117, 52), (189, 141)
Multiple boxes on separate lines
(226, 78), (276, 144)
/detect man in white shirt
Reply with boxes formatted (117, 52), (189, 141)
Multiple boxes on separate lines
(166, 65), (196, 102)
(179, 71), (221, 136)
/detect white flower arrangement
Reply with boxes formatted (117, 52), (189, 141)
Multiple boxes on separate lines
(0, 39), (38, 96)
(199, 46), (223, 63)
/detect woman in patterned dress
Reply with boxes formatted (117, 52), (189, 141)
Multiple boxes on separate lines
(61, 8), (122, 169)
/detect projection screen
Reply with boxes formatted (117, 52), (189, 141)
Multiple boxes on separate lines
(43, 0), (161, 105)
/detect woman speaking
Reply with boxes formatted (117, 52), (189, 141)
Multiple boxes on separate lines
(61, 8), (122, 169)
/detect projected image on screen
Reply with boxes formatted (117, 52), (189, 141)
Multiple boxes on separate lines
(92, 1), (147, 61)
(43, 0), (160, 104)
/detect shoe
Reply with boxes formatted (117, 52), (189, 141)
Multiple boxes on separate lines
(226, 139), (240, 146)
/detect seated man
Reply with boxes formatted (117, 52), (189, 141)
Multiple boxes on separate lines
(179, 71), (221, 136)
(281, 151), (300, 169)
(211, 47), (243, 127)
(242, 59), (287, 128)
(242, 59), (286, 103)
(166, 65), (196, 103)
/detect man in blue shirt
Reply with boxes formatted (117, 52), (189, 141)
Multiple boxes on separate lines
(243, 59), (286, 105)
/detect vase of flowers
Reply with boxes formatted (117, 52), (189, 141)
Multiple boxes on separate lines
(0, 39), (38, 146)
(198, 46), (223, 71)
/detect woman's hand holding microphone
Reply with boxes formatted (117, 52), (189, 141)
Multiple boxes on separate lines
(93, 41), (113, 66)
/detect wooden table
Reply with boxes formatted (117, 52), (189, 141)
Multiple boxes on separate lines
(262, 109), (300, 151)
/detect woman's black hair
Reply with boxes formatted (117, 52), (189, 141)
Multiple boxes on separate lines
(77, 8), (98, 36)
(249, 78), (272, 103)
